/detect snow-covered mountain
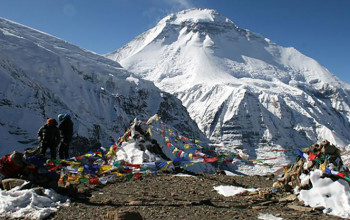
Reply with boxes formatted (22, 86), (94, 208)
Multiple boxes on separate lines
(106, 8), (350, 158)
(0, 17), (205, 156)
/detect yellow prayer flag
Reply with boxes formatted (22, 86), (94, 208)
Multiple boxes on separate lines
(185, 162), (195, 167)
(61, 160), (81, 166)
(160, 161), (173, 171)
(99, 165), (112, 174)
(67, 175), (80, 184)
(172, 147), (179, 154)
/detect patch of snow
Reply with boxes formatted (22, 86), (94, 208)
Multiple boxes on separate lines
(298, 169), (350, 218)
(299, 173), (310, 187)
(172, 9), (216, 24)
(213, 185), (258, 197)
(173, 173), (196, 177)
(223, 170), (238, 176)
(258, 213), (283, 220)
(0, 184), (69, 220)
(116, 142), (160, 164)
(0, 28), (24, 39)
(126, 75), (140, 85)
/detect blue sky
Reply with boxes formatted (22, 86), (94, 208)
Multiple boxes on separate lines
(0, 0), (349, 84)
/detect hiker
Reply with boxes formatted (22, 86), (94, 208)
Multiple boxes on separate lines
(57, 114), (74, 159)
(0, 151), (26, 181)
(38, 118), (60, 159)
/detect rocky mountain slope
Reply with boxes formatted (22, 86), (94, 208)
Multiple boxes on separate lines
(0, 17), (205, 156)
(106, 9), (350, 164)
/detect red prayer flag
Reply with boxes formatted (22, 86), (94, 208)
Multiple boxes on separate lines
(338, 172), (346, 178)
(204, 157), (219, 163)
(89, 177), (99, 184)
(271, 149), (287, 152)
(49, 164), (62, 171)
(134, 173), (142, 179)
(308, 151), (316, 161)
(47, 162), (55, 166)
(125, 162), (142, 169)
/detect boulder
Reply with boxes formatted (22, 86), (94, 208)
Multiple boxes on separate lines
(106, 210), (143, 220)
(279, 194), (297, 203)
(287, 204), (313, 212)
(116, 211), (143, 220)
(2, 178), (26, 190)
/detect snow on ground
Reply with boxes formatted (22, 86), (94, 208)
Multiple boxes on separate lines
(223, 170), (238, 176)
(258, 213), (283, 220)
(298, 169), (350, 218)
(0, 183), (69, 219)
(213, 185), (258, 197)
(116, 141), (160, 164)
(215, 167), (350, 219)
(173, 173), (197, 177)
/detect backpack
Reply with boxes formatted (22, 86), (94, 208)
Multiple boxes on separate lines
(23, 146), (42, 160)
(0, 151), (25, 177)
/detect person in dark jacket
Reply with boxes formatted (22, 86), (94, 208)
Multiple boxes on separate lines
(57, 114), (74, 159)
(38, 118), (60, 159)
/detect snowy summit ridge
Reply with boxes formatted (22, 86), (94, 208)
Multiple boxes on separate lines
(160, 8), (235, 27)
(109, 8), (346, 89)
(107, 8), (350, 168)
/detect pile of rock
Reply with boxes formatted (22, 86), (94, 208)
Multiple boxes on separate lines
(273, 140), (348, 192)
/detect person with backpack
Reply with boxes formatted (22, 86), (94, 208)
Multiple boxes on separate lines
(0, 151), (26, 180)
(57, 114), (74, 159)
(38, 118), (60, 159)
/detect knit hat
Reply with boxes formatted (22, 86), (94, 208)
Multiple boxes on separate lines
(58, 114), (64, 122)
(46, 118), (57, 126)
(64, 114), (71, 120)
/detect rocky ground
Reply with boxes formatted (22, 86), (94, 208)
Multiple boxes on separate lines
(40, 173), (341, 220)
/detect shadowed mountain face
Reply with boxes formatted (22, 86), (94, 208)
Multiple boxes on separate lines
(106, 8), (350, 157)
(0, 17), (205, 155)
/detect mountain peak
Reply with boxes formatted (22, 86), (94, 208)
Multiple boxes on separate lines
(156, 8), (240, 35)
(109, 8), (348, 90)
(161, 8), (232, 25)
(107, 9), (350, 160)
